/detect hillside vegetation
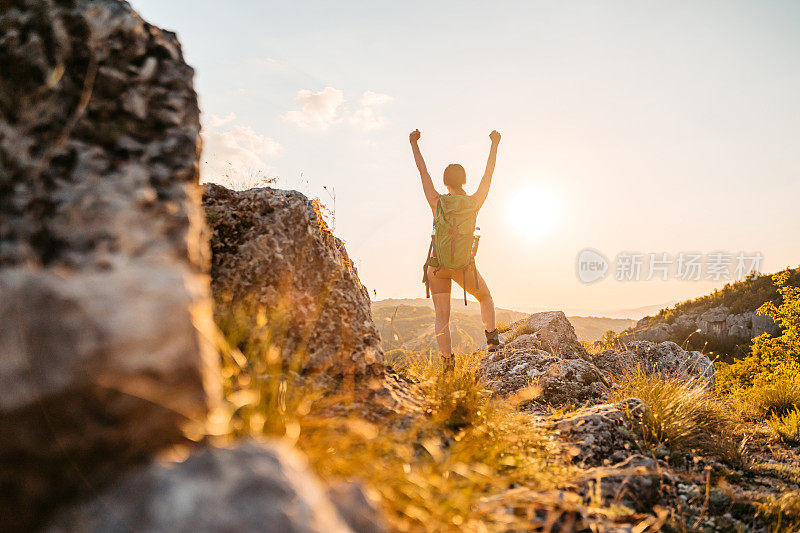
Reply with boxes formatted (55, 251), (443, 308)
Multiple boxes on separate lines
(639, 268), (800, 329)
(612, 267), (800, 359)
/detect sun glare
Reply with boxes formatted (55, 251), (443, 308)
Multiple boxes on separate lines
(506, 186), (561, 242)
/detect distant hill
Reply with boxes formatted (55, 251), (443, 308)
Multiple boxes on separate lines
(372, 298), (499, 315)
(567, 316), (636, 343)
(371, 302), (527, 352)
(371, 299), (634, 351)
(636, 268), (800, 329)
(620, 267), (800, 358)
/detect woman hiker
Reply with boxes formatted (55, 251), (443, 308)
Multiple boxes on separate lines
(410, 128), (503, 370)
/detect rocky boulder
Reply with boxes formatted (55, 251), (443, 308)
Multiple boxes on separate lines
(0, 1), (217, 530)
(554, 398), (645, 467)
(593, 341), (716, 389)
(203, 184), (385, 392)
(478, 349), (608, 407)
(327, 481), (389, 533)
(501, 311), (588, 358)
(632, 322), (672, 343)
(46, 440), (381, 533)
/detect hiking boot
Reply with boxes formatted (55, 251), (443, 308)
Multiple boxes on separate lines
(443, 354), (456, 373)
(485, 328), (503, 352)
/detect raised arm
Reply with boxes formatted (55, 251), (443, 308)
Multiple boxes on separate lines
(472, 130), (501, 209)
(410, 129), (439, 212)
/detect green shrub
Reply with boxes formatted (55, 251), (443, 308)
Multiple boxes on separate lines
(719, 270), (800, 391)
(719, 270), (800, 437)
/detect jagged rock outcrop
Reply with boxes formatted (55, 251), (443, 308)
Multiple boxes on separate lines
(501, 311), (589, 358)
(45, 440), (380, 533)
(593, 341), (716, 389)
(479, 349), (608, 406)
(625, 306), (778, 345)
(0, 1), (217, 530)
(554, 398), (644, 467)
(203, 184), (385, 392)
(479, 311), (605, 406)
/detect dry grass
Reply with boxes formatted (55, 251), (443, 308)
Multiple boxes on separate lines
(768, 408), (800, 445)
(607, 364), (743, 461)
(758, 491), (800, 532)
(211, 312), (602, 532)
(740, 377), (800, 419)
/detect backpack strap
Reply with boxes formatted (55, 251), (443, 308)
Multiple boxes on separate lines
(462, 267), (467, 306)
(422, 235), (434, 298)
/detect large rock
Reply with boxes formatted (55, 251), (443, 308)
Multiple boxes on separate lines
(478, 349), (607, 407)
(593, 341), (715, 389)
(46, 440), (374, 533)
(327, 481), (389, 533)
(633, 322), (672, 343)
(554, 398), (644, 467)
(697, 306), (729, 338)
(203, 184), (385, 391)
(0, 1), (217, 530)
(501, 311), (588, 358)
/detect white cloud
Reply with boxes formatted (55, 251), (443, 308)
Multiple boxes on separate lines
(205, 112), (236, 129)
(200, 116), (282, 186)
(360, 91), (394, 107)
(224, 125), (282, 157)
(282, 86), (345, 129)
(351, 91), (394, 130)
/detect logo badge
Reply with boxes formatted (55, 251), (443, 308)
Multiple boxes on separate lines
(576, 249), (608, 283)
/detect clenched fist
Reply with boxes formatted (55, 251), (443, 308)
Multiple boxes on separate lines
(489, 130), (501, 144)
(409, 129), (421, 143)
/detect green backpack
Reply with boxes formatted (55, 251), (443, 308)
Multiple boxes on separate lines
(422, 194), (481, 305)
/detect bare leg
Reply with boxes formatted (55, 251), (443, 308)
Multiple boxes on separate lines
(479, 292), (496, 333)
(431, 292), (452, 357)
(456, 266), (496, 332)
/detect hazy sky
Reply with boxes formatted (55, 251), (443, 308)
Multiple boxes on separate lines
(133, 0), (800, 317)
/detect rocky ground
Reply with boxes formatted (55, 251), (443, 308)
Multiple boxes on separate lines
(480, 313), (800, 532)
(1, 1), (798, 532)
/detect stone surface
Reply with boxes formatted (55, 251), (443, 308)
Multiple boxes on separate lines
(593, 341), (716, 389)
(478, 349), (607, 406)
(327, 481), (388, 533)
(582, 455), (665, 513)
(554, 398), (645, 467)
(0, 1), (216, 530)
(203, 184), (385, 391)
(501, 311), (588, 358)
(46, 440), (358, 533)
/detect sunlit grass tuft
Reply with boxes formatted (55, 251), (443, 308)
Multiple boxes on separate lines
(213, 309), (591, 531)
(741, 377), (800, 420)
(758, 491), (800, 532)
(768, 408), (800, 445)
(608, 364), (742, 461)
